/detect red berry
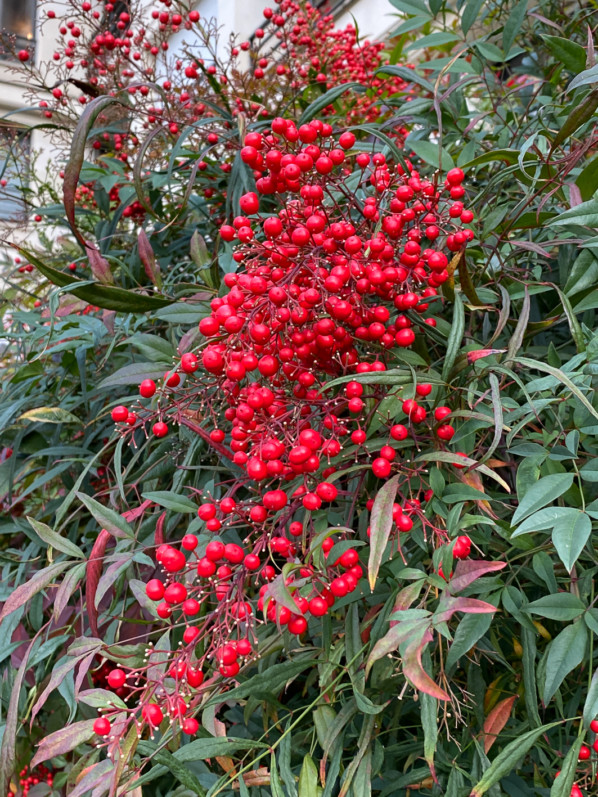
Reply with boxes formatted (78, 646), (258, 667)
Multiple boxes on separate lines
(111, 405), (128, 422)
(579, 744), (591, 760)
(139, 379), (156, 398)
(93, 717), (111, 736)
(142, 703), (164, 726)
(146, 579), (165, 601)
(107, 669), (126, 689)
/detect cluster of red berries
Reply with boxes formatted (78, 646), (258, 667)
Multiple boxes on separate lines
(7, 764), (53, 797)
(96, 120), (477, 746)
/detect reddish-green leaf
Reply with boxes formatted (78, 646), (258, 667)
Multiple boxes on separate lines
(368, 473), (400, 589)
(0, 562), (70, 623)
(30, 720), (96, 768)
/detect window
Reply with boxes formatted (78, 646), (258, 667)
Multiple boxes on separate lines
(0, 0), (35, 54)
(0, 126), (29, 222)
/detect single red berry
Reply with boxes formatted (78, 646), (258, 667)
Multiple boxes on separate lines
(93, 717), (111, 736)
(146, 579), (165, 601)
(111, 405), (128, 422)
(107, 669), (126, 689)
(142, 703), (164, 726)
(182, 717), (199, 735)
(139, 379), (156, 398)
(579, 744), (591, 761)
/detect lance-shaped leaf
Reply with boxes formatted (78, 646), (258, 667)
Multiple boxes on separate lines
(0, 639), (34, 796)
(77, 493), (134, 538)
(14, 246), (171, 312)
(482, 696), (518, 753)
(30, 719), (96, 768)
(550, 737), (584, 797)
(402, 627), (450, 701)
(0, 561), (70, 623)
(543, 621), (588, 704)
(447, 560), (507, 594)
(434, 595), (499, 624)
(86, 528), (112, 637)
(64, 95), (124, 246)
(87, 243), (114, 285)
(27, 516), (85, 559)
(68, 760), (114, 797)
(470, 721), (562, 796)
(368, 473), (400, 589)
(138, 229), (162, 288)
(365, 617), (431, 678)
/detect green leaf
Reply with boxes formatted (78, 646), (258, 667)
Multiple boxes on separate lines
(128, 333), (174, 362)
(175, 737), (267, 761)
(543, 622), (588, 704)
(548, 197), (598, 227)
(368, 473), (400, 590)
(406, 138), (454, 171)
(441, 292), (464, 382)
(136, 742), (206, 795)
(141, 491), (197, 514)
(97, 362), (167, 389)
(542, 35), (586, 74)
(15, 247), (172, 312)
(470, 722), (563, 797)
(526, 593), (586, 622)
(76, 492), (135, 538)
(19, 407), (81, 425)
(461, 0), (485, 35)
(579, 459), (598, 482)
(511, 473), (574, 524)
(502, 0), (527, 53)
(445, 613), (493, 672)
(552, 511), (592, 572)
(374, 64), (435, 93)
(298, 754), (319, 797)
(299, 82), (364, 123)
(569, 64), (598, 91)
(550, 737), (584, 797)
(583, 668), (598, 728)
(512, 507), (579, 537)
(27, 517), (85, 559)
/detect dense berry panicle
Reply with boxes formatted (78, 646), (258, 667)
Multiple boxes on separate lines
(97, 120), (477, 752)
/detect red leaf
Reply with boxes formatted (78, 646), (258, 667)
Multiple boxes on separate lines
(154, 511), (166, 548)
(86, 529), (112, 637)
(87, 244), (114, 285)
(467, 349), (506, 364)
(403, 628), (450, 701)
(122, 498), (152, 523)
(448, 560), (506, 594)
(138, 229), (162, 288)
(482, 696), (518, 753)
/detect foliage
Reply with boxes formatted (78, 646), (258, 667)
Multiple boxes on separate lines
(1, 0), (598, 795)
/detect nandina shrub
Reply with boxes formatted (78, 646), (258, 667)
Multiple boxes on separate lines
(3, 0), (598, 795)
